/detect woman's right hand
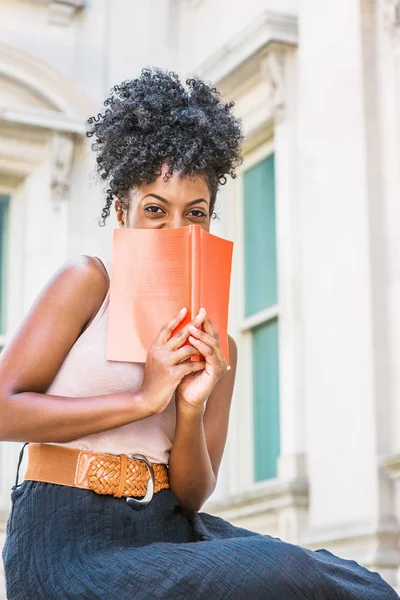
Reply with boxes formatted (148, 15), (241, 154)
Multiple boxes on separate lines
(140, 307), (206, 415)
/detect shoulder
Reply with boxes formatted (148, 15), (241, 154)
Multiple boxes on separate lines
(50, 254), (109, 299)
(53, 254), (110, 321)
(56, 254), (108, 283)
(26, 254), (110, 326)
(0, 256), (110, 397)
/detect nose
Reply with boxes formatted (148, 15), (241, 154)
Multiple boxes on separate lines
(163, 214), (186, 229)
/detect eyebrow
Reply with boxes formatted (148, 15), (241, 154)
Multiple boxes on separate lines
(142, 193), (208, 208)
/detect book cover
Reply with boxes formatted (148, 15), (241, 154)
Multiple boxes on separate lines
(106, 224), (234, 367)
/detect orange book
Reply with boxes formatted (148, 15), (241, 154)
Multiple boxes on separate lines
(106, 224), (234, 366)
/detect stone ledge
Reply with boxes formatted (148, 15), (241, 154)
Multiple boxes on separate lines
(204, 477), (309, 520)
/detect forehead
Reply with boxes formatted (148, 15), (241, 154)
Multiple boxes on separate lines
(136, 168), (210, 202)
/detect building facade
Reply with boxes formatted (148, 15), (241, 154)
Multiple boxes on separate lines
(1, 0), (400, 596)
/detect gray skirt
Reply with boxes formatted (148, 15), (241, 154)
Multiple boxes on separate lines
(2, 444), (398, 600)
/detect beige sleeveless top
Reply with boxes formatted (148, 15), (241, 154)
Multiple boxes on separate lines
(44, 256), (176, 464)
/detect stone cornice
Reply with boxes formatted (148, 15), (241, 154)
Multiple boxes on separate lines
(0, 106), (86, 135)
(193, 9), (298, 89)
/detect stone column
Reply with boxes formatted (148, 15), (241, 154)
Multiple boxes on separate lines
(298, 0), (399, 585)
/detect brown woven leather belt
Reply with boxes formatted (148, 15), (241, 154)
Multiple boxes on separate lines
(24, 443), (169, 508)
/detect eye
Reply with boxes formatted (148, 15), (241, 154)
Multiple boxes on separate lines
(189, 209), (207, 218)
(145, 205), (165, 215)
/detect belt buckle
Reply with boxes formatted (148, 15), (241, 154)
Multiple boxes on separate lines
(126, 454), (155, 511)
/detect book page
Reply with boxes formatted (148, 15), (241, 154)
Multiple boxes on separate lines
(107, 227), (191, 363)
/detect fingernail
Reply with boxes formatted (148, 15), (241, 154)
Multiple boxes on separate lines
(180, 307), (187, 314)
(200, 307), (207, 315)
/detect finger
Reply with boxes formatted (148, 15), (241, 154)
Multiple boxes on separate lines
(188, 335), (219, 364)
(199, 310), (224, 359)
(155, 307), (187, 346)
(189, 331), (225, 369)
(167, 311), (205, 351)
(201, 309), (219, 340)
(171, 344), (201, 365)
(175, 360), (206, 379)
(188, 324), (221, 354)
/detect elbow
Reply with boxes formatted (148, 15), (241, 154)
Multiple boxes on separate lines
(177, 496), (204, 513)
(171, 480), (217, 513)
(179, 490), (213, 512)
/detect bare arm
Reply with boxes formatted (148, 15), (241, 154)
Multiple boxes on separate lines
(169, 403), (216, 511)
(0, 255), (153, 443)
(0, 255), (206, 443)
(168, 335), (237, 510)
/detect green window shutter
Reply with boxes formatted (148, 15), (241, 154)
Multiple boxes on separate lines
(0, 195), (10, 336)
(252, 318), (280, 481)
(243, 154), (277, 317)
(243, 153), (280, 482)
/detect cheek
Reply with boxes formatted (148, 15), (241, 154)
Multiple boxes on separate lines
(126, 206), (142, 228)
(127, 212), (136, 227)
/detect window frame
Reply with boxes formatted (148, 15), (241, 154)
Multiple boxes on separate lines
(227, 138), (281, 494)
(0, 178), (25, 351)
(239, 141), (279, 332)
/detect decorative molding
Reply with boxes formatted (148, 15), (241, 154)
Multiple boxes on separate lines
(0, 121), (51, 176)
(48, 0), (85, 26)
(194, 9), (297, 89)
(261, 42), (290, 124)
(0, 45), (85, 208)
(50, 133), (74, 206)
(25, 0), (85, 26)
(0, 42), (95, 117)
(0, 106), (86, 135)
(383, 0), (400, 41)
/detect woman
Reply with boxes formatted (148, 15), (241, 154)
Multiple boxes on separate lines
(1, 68), (398, 599)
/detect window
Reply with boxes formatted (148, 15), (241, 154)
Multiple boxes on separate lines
(0, 195), (10, 337)
(242, 153), (280, 482)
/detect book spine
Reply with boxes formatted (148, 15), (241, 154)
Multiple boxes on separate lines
(191, 225), (201, 361)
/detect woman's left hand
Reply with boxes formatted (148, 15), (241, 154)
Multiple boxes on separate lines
(175, 308), (228, 411)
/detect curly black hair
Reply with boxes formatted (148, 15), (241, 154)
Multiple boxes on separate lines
(86, 67), (244, 226)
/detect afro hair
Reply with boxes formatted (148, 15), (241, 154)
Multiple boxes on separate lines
(86, 67), (244, 226)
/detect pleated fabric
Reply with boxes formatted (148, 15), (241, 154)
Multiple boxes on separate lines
(2, 475), (399, 599)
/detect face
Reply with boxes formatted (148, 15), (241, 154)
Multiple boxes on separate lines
(115, 164), (211, 232)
